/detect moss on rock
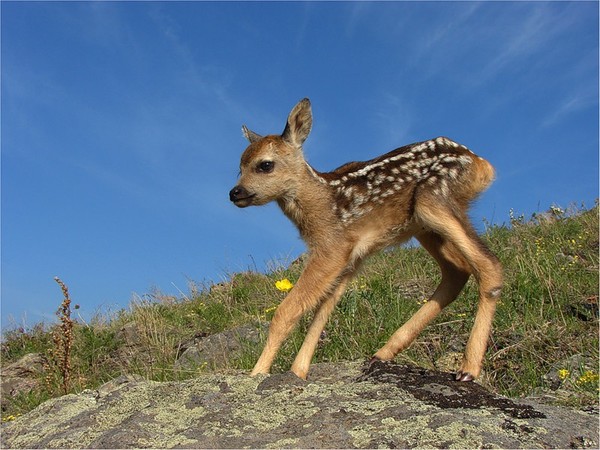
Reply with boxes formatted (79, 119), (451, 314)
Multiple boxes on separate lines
(1, 361), (597, 449)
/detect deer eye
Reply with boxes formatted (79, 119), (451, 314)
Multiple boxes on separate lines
(256, 161), (274, 173)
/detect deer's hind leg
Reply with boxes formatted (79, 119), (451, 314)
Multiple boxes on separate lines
(415, 202), (503, 381)
(372, 231), (471, 363)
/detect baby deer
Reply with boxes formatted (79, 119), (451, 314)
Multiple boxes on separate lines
(229, 98), (502, 382)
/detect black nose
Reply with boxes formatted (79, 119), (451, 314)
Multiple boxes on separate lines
(229, 185), (249, 202)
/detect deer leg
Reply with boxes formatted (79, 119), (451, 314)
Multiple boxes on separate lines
(415, 203), (503, 381)
(290, 270), (357, 379)
(373, 231), (470, 362)
(251, 251), (350, 376)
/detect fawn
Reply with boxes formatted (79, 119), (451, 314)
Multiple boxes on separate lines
(229, 98), (503, 382)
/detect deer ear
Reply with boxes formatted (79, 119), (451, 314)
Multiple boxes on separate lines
(282, 98), (312, 148)
(242, 125), (262, 144)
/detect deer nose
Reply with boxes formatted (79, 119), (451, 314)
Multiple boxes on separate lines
(229, 185), (249, 203)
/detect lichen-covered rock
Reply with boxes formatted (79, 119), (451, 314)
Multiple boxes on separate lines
(1, 361), (597, 449)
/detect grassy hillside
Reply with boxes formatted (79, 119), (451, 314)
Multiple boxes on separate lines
(2, 203), (598, 421)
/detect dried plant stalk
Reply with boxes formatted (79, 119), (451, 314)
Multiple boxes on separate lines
(50, 276), (74, 395)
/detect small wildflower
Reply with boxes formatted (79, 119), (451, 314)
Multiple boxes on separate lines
(275, 278), (294, 292)
(534, 237), (544, 256)
(509, 208), (525, 225)
(350, 277), (368, 291)
(264, 306), (278, 314)
(557, 369), (570, 381)
(576, 370), (599, 386)
(549, 205), (564, 217)
(2, 414), (20, 423)
(358, 277), (368, 290)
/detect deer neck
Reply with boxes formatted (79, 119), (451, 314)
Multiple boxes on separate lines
(276, 164), (336, 247)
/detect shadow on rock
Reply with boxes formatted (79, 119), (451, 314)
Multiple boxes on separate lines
(361, 360), (546, 419)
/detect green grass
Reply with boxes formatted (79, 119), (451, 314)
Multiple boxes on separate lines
(2, 203), (598, 421)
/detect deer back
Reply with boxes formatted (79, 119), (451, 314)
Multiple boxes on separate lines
(312, 137), (494, 225)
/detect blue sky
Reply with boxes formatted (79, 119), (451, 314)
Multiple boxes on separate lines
(2, 1), (598, 329)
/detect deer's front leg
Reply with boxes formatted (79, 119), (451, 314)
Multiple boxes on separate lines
(251, 251), (349, 376)
(290, 271), (356, 379)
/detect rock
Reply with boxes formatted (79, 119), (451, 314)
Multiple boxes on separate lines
(1, 353), (45, 379)
(175, 322), (268, 370)
(96, 374), (146, 398)
(1, 353), (46, 411)
(1, 360), (597, 449)
(116, 321), (142, 347)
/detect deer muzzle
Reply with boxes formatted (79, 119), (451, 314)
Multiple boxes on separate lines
(229, 185), (255, 207)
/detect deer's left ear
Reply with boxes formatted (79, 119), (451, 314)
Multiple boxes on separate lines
(282, 98), (312, 148)
(242, 125), (262, 144)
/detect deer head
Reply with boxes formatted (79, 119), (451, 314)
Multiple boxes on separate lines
(229, 98), (313, 208)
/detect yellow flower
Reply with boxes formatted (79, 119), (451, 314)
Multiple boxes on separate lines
(275, 278), (294, 292)
(558, 369), (570, 381)
(2, 414), (20, 423)
(576, 370), (599, 386)
(350, 278), (368, 291)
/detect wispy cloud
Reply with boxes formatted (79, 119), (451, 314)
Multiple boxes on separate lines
(542, 91), (598, 128)
(371, 92), (413, 150)
(147, 5), (248, 120)
(411, 2), (483, 61)
(344, 1), (374, 38)
(477, 4), (578, 83)
(395, 2), (593, 94)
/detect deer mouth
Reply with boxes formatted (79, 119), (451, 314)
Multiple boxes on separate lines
(229, 186), (256, 207)
(232, 195), (255, 208)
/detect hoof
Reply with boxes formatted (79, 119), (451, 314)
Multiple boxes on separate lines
(362, 356), (383, 372)
(290, 369), (308, 381)
(369, 355), (382, 366)
(455, 371), (475, 382)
